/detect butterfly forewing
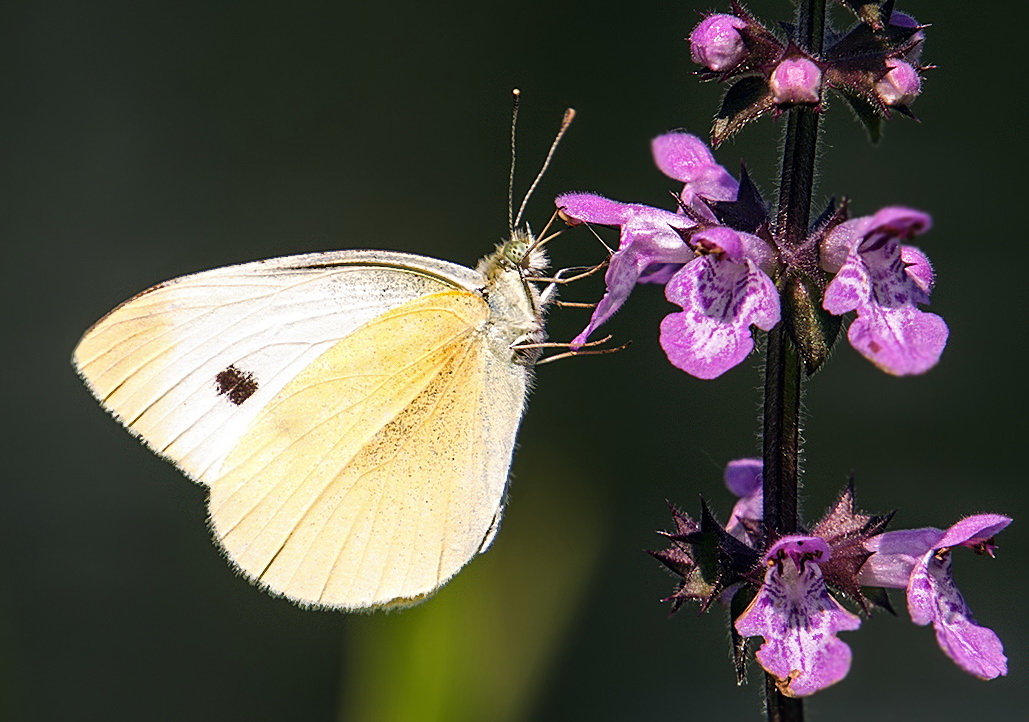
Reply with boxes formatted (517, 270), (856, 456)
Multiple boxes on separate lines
(73, 250), (483, 483)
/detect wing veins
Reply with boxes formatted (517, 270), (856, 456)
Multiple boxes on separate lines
(432, 356), (485, 586)
(246, 339), (475, 599)
(124, 299), (474, 436)
(77, 307), (211, 371)
(156, 341), (319, 460)
(210, 321), (474, 512)
(219, 338), (464, 554)
(316, 340), (481, 603)
(134, 332), (336, 441)
(358, 344), (481, 602)
(85, 266), (348, 389)
(80, 283), (291, 373)
(101, 298), (351, 434)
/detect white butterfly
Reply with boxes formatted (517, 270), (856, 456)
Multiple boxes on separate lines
(73, 231), (554, 610)
(74, 98), (578, 610)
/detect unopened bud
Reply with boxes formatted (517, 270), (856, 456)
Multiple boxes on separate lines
(876, 58), (921, 106)
(889, 11), (926, 63)
(689, 14), (748, 72)
(890, 11), (916, 26)
(770, 57), (822, 105)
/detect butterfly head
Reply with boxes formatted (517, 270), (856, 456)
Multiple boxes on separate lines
(481, 227), (548, 277)
(478, 227), (548, 282)
(475, 227), (550, 361)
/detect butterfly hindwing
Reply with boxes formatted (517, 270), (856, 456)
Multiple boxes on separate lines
(209, 290), (526, 609)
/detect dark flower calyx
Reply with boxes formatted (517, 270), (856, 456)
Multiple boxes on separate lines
(651, 499), (761, 612)
(810, 482), (895, 609)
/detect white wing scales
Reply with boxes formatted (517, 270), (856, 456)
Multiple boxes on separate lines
(205, 289), (528, 608)
(74, 250), (484, 483)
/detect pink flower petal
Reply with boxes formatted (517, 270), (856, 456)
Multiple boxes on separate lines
(844, 305), (948, 376)
(659, 230), (779, 379)
(822, 206), (946, 375)
(857, 527), (942, 588)
(558, 193), (697, 345)
(652, 132), (739, 203)
(735, 536), (860, 697)
(864, 514), (1011, 680)
(770, 58), (822, 105)
(725, 458), (763, 498)
(724, 458), (763, 543)
(935, 514), (1012, 550)
(907, 550), (1008, 679)
(555, 192), (632, 225)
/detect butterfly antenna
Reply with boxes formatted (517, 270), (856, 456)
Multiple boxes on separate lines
(508, 89), (522, 235)
(514, 106), (576, 230)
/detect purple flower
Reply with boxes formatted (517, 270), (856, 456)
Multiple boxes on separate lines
(735, 536), (862, 697)
(655, 460), (1010, 694)
(889, 11), (926, 63)
(859, 514), (1011, 679)
(725, 458), (763, 543)
(652, 132), (739, 216)
(876, 58), (922, 107)
(558, 150), (946, 378)
(557, 133), (779, 378)
(659, 227), (779, 379)
(689, 14), (748, 72)
(889, 11), (922, 31)
(555, 193), (696, 345)
(821, 206), (948, 375)
(769, 57), (823, 105)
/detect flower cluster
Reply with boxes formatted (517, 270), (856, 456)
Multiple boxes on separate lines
(554, 0), (1003, 710)
(651, 460), (1011, 697)
(688, 3), (929, 145)
(556, 132), (947, 378)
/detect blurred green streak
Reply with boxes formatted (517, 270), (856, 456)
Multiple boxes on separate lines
(338, 449), (609, 722)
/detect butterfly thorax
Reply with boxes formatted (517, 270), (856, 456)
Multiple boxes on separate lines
(476, 229), (548, 365)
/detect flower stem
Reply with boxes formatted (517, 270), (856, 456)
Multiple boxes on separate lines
(761, 1), (826, 720)
(761, 323), (802, 539)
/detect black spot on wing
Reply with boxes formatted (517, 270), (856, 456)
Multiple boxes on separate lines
(215, 365), (258, 405)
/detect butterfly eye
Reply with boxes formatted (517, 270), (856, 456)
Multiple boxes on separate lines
(505, 242), (526, 265)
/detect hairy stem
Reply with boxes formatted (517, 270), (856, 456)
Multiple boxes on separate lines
(761, 1), (826, 721)
(762, 322), (802, 539)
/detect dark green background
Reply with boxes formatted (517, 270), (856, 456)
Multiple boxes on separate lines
(4, 1), (1026, 720)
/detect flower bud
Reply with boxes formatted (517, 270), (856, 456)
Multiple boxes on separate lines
(689, 14), (748, 71)
(769, 57), (822, 105)
(889, 11), (920, 28)
(889, 11), (926, 63)
(876, 58), (921, 106)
